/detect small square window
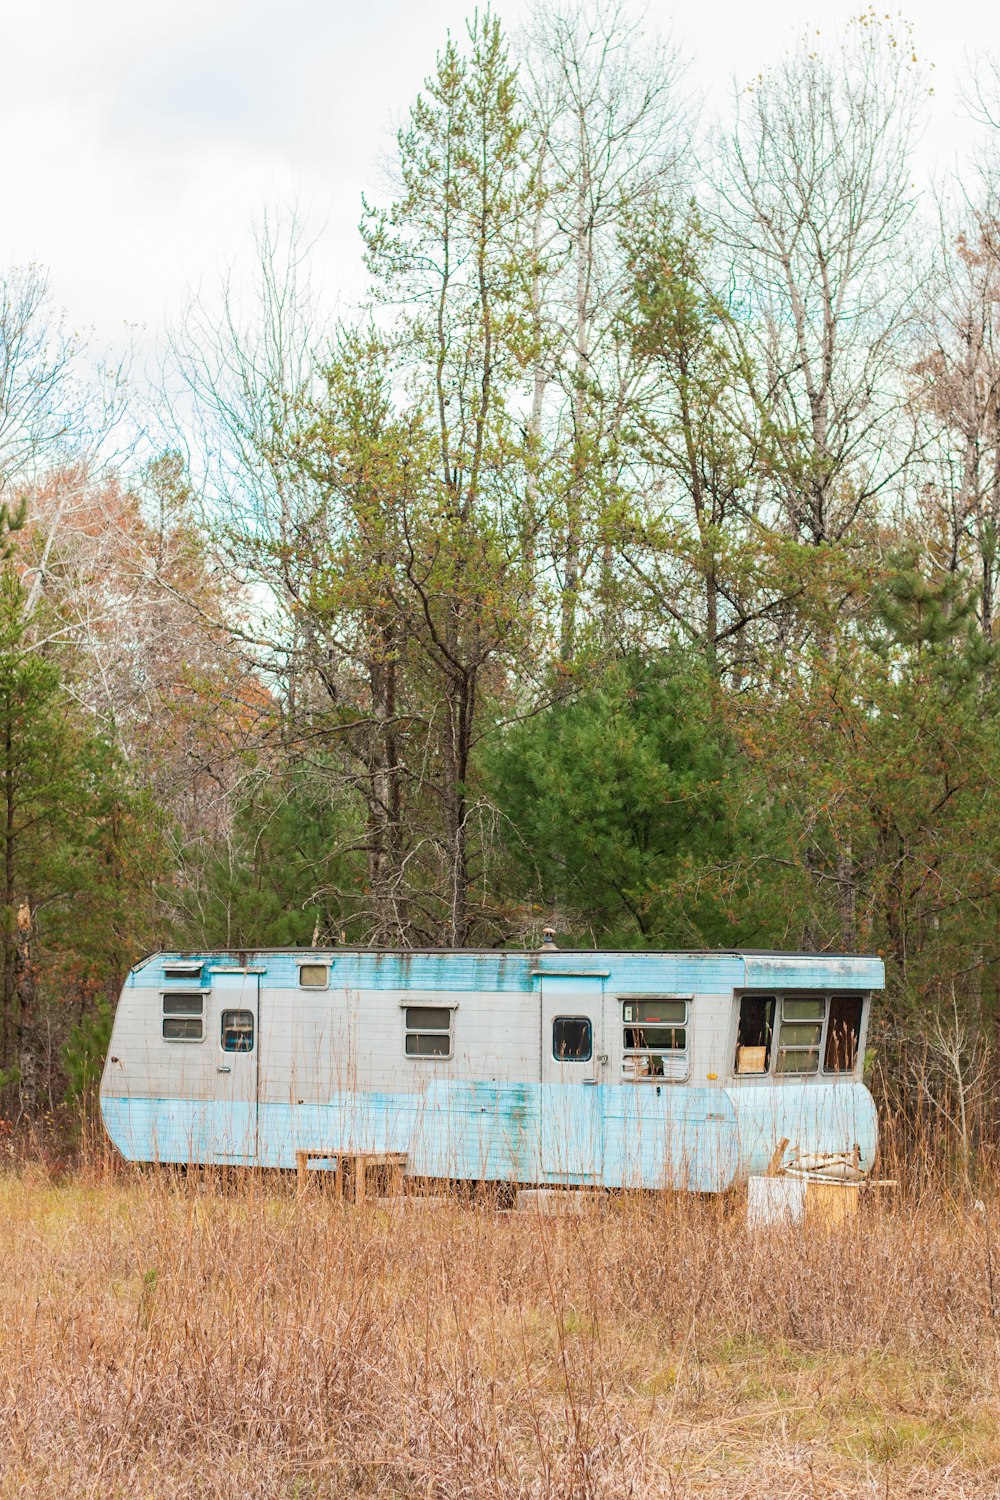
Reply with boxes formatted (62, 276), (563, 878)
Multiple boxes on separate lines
(775, 1047), (820, 1074)
(405, 1006), (449, 1031)
(406, 1032), (451, 1057)
(162, 991), (204, 1041)
(552, 1016), (593, 1062)
(622, 998), (688, 1079)
(299, 964), (329, 989)
(405, 1006), (452, 1058)
(221, 1010), (254, 1053)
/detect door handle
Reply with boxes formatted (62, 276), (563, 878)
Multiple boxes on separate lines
(217, 1065), (231, 1073)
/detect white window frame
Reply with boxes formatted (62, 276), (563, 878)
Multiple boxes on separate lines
(220, 1008), (255, 1053)
(620, 995), (691, 1081)
(400, 1002), (455, 1060)
(774, 994), (826, 1075)
(731, 992), (867, 1079)
(297, 959), (331, 990)
(551, 1014), (594, 1063)
(161, 990), (206, 1043)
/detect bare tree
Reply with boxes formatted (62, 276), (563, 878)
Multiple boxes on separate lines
(17, 458), (262, 842)
(166, 208), (322, 620)
(166, 20), (540, 949)
(359, 14), (541, 943)
(716, 17), (925, 545)
(912, 209), (1000, 639)
(0, 263), (108, 618)
(617, 202), (801, 676)
(0, 264), (88, 493)
(518, 0), (689, 657)
(910, 989), (998, 1186)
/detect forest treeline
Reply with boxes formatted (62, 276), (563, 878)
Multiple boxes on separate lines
(3, 3), (1000, 1126)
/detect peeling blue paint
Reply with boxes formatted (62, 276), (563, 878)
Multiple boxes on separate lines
(100, 1081), (874, 1191)
(726, 1082), (877, 1176)
(130, 947), (880, 997)
(102, 1084), (743, 1191)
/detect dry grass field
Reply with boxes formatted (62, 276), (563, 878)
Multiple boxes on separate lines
(0, 1153), (997, 1500)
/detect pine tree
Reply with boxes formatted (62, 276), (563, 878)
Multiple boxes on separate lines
(0, 568), (81, 1093)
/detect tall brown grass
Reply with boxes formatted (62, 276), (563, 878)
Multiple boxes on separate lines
(0, 1125), (997, 1499)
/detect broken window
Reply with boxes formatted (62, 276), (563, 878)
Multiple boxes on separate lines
(824, 994), (863, 1073)
(299, 964), (329, 989)
(405, 1006), (452, 1058)
(162, 992), (204, 1042)
(552, 1016), (593, 1062)
(775, 996), (824, 1074)
(221, 1010), (254, 1053)
(622, 999), (688, 1079)
(735, 995), (775, 1074)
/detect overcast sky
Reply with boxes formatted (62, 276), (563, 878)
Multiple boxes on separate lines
(1, 0), (987, 360)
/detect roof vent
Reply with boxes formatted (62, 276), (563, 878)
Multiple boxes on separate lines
(541, 928), (558, 950)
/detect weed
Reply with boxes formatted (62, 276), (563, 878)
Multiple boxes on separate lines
(0, 1158), (997, 1498)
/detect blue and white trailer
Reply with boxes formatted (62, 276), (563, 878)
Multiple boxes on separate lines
(99, 947), (882, 1193)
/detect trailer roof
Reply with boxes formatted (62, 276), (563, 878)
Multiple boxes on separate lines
(141, 946), (881, 960)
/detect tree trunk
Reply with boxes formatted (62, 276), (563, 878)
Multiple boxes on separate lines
(2, 705), (13, 1075)
(560, 105), (592, 664)
(443, 670), (474, 947)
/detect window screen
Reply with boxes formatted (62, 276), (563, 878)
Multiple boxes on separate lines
(552, 1016), (593, 1062)
(622, 999), (688, 1078)
(299, 964), (328, 989)
(162, 992), (203, 1042)
(405, 1006), (452, 1058)
(221, 1010), (254, 1052)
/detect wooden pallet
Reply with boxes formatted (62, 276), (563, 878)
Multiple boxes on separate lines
(295, 1149), (406, 1203)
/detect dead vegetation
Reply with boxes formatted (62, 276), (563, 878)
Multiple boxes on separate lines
(0, 1140), (997, 1499)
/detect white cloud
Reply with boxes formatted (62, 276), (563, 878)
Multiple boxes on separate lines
(0, 0), (985, 366)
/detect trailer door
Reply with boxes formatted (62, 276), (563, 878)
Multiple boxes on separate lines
(539, 975), (605, 1181)
(211, 971), (259, 1164)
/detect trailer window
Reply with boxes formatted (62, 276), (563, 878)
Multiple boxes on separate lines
(735, 995), (775, 1074)
(162, 992), (203, 1042)
(552, 1016), (593, 1061)
(299, 964), (328, 989)
(221, 1010), (254, 1052)
(164, 962), (203, 981)
(622, 999), (688, 1078)
(824, 995), (863, 1073)
(405, 1006), (451, 1058)
(775, 996), (824, 1074)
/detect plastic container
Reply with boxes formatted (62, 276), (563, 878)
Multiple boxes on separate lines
(747, 1173), (806, 1228)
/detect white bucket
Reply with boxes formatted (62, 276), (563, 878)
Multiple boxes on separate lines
(747, 1173), (806, 1229)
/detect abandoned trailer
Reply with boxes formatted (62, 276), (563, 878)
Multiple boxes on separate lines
(99, 947), (881, 1192)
